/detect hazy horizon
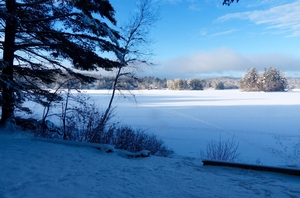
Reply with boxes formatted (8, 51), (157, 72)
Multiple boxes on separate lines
(110, 0), (300, 79)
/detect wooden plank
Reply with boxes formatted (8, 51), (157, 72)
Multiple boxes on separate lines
(202, 160), (300, 176)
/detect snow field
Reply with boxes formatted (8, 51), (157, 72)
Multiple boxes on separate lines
(1, 133), (300, 198)
(2, 89), (300, 197)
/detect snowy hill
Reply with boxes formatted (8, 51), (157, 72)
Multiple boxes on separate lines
(1, 133), (299, 198)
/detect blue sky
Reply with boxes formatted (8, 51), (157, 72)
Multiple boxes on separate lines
(110, 0), (300, 78)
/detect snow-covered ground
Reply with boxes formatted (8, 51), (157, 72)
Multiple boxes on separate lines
(1, 89), (300, 197)
(1, 133), (300, 198)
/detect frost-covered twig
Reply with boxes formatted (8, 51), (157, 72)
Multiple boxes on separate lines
(200, 136), (240, 162)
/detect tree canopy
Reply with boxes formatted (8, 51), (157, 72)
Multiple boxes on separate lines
(239, 67), (287, 92)
(223, 0), (239, 6)
(0, 0), (121, 126)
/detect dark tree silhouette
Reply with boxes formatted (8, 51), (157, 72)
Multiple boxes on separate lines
(0, 0), (121, 127)
(223, 0), (239, 6)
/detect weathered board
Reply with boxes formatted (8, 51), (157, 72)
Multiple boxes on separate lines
(202, 160), (300, 176)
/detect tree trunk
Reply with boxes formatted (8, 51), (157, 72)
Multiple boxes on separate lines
(103, 66), (122, 123)
(1, 0), (17, 126)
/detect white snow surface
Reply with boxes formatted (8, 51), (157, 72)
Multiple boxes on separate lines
(1, 133), (300, 198)
(2, 90), (300, 197)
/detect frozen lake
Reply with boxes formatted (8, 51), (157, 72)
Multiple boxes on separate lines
(26, 89), (300, 166)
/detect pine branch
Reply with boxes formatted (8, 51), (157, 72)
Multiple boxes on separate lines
(18, 48), (63, 67)
(15, 42), (61, 50)
(223, 0), (239, 6)
(21, 13), (80, 24)
(16, 0), (51, 7)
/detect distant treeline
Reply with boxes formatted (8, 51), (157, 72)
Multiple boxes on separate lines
(44, 75), (300, 90)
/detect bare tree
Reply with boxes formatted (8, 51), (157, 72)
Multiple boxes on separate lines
(100, 0), (159, 130)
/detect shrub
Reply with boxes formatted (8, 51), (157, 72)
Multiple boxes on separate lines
(200, 136), (240, 162)
(32, 88), (173, 157)
(104, 125), (174, 157)
(34, 104), (173, 157)
(62, 102), (107, 142)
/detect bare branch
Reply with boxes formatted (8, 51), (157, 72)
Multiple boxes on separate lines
(101, 0), (159, 126)
(119, 0), (159, 65)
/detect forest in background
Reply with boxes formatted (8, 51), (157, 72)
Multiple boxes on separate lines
(43, 75), (300, 91)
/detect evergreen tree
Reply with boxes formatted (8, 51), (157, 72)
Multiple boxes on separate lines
(239, 68), (260, 91)
(187, 78), (203, 90)
(215, 82), (225, 90)
(263, 67), (287, 92)
(240, 67), (287, 92)
(0, 0), (120, 126)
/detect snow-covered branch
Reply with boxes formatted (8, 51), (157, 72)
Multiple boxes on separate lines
(16, 0), (51, 7)
(21, 13), (80, 24)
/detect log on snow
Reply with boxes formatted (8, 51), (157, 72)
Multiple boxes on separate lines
(202, 160), (300, 176)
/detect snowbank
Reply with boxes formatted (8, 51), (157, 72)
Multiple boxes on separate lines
(1, 133), (299, 198)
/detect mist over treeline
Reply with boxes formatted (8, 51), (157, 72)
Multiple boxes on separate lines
(42, 74), (300, 90)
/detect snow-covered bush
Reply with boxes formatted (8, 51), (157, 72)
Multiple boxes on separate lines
(103, 125), (174, 157)
(33, 99), (173, 156)
(200, 136), (240, 162)
(62, 102), (108, 142)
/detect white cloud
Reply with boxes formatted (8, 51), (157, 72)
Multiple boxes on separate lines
(155, 0), (182, 4)
(208, 29), (240, 37)
(144, 48), (300, 78)
(154, 0), (202, 10)
(217, 1), (300, 37)
(244, 0), (290, 8)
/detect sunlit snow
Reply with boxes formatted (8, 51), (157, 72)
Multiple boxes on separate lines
(2, 89), (300, 197)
